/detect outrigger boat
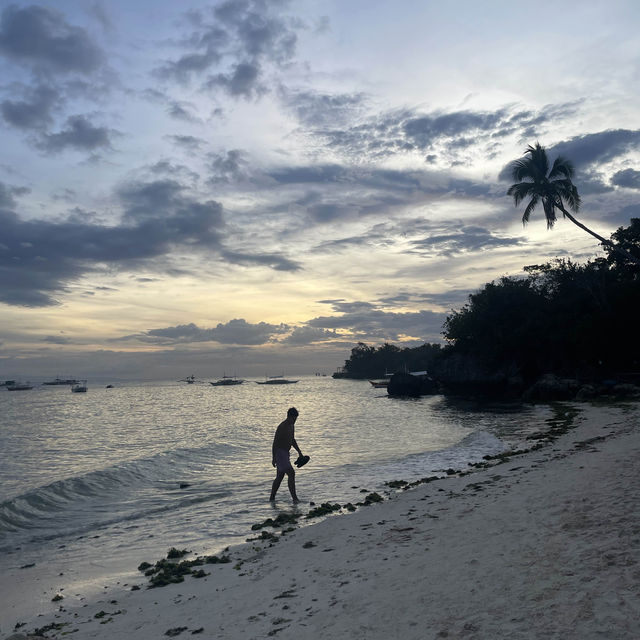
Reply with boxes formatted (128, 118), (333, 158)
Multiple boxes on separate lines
(42, 377), (79, 386)
(6, 381), (33, 391)
(210, 375), (244, 386)
(256, 375), (298, 385)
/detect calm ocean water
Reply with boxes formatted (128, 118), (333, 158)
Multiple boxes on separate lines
(0, 377), (553, 607)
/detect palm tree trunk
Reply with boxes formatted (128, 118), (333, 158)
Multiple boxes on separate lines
(556, 202), (640, 266)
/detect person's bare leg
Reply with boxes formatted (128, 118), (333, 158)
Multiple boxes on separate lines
(270, 471), (285, 501)
(286, 469), (299, 503)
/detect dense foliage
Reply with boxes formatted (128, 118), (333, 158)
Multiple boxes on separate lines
(442, 219), (639, 381)
(339, 220), (640, 384)
(337, 342), (442, 379)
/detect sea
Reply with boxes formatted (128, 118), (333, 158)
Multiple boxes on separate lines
(0, 376), (554, 624)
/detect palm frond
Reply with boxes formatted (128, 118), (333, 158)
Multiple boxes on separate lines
(549, 155), (575, 180)
(507, 182), (533, 206)
(522, 194), (539, 224)
(543, 198), (557, 229)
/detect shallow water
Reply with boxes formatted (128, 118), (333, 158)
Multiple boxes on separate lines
(0, 377), (553, 612)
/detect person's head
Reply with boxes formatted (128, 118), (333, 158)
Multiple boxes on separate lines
(287, 407), (299, 420)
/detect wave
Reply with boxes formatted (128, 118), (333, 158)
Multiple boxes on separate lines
(0, 441), (245, 542)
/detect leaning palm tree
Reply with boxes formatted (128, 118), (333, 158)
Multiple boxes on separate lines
(507, 142), (639, 265)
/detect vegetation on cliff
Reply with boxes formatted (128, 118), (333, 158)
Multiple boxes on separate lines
(337, 219), (640, 390)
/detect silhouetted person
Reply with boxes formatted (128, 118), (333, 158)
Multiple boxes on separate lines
(270, 407), (304, 503)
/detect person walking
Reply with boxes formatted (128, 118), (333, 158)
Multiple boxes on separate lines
(270, 407), (306, 502)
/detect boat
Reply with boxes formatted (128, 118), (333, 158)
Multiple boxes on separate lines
(210, 375), (244, 386)
(42, 377), (79, 386)
(256, 375), (299, 385)
(369, 379), (390, 388)
(179, 375), (200, 384)
(7, 381), (33, 391)
(1, 380), (16, 387)
(71, 380), (88, 392)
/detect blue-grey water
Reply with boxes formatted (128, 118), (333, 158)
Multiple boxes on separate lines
(0, 376), (553, 619)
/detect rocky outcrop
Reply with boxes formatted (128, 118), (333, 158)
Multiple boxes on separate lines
(387, 373), (439, 397)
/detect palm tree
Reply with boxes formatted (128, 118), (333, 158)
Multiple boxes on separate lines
(507, 143), (640, 265)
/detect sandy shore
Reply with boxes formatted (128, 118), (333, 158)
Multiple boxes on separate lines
(3, 403), (639, 640)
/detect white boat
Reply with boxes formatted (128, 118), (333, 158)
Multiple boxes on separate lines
(210, 375), (244, 387)
(71, 381), (88, 392)
(256, 375), (298, 385)
(369, 379), (390, 388)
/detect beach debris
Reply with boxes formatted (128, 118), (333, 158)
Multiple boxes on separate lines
(306, 503), (342, 518)
(356, 492), (383, 506)
(51, 593), (64, 602)
(165, 626), (188, 636)
(251, 513), (299, 530)
(137, 551), (231, 588)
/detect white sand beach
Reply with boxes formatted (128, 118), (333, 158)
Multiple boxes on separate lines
(3, 403), (639, 640)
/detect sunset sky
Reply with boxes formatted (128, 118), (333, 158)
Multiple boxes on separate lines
(1, 0), (639, 380)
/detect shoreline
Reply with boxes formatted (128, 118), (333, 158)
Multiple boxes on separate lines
(3, 402), (640, 639)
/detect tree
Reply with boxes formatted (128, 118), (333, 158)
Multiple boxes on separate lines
(507, 143), (640, 265)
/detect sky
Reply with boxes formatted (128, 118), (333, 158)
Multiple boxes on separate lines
(1, 0), (639, 380)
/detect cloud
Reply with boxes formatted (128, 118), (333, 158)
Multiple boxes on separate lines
(408, 225), (523, 258)
(0, 179), (226, 306)
(549, 130), (640, 169)
(221, 249), (301, 271)
(43, 334), (71, 344)
(1, 84), (59, 130)
(316, 102), (579, 163)
(167, 134), (205, 151)
(281, 326), (338, 345)
(155, 0), (300, 98)
(281, 88), (367, 127)
(0, 4), (104, 75)
(611, 168), (640, 190)
(36, 114), (115, 153)
(208, 149), (250, 184)
(133, 318), (290, 346)
(308, 306), (447, 343)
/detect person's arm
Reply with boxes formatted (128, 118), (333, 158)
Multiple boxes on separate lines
(291, 426), (302, 457)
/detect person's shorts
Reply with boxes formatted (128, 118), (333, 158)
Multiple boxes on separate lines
(274, 448), (293, 473)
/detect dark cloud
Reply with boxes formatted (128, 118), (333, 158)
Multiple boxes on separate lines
(167, 134), (205, 151)
(207, 61), (264, 98)
(208, 149), (250, 184)
(0, 4), (104, 74)
(317, 102), (579, 163)
(221, 249), (301, 271)
(308, 307), (447, 343)
(0, 179), (226, 307)
(549, 130), (640, 169)
(133, 319), (289, 346)
(282, 88), (367, 127)
(611, 168), (640, 190)
(36, 114), (115, 153)
(1, 84), (59, 130)
(43, 334), (70, 344)
(155, 0), (300, 99)
(408, 225), (523, 257)
(281, 326), (338, 345)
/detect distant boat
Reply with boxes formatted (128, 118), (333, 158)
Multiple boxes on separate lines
(7, 381), (33, 391)
(179, 375), (200, 384)
(106, 384), (114, 389)
(1, 380), (16, 387)
(42, 377), (79, 386)
(256, 375), (298, 385)
(71, 381), (88, 393)
(210, 375), (244, 387)
(369, 379), (389, 388)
